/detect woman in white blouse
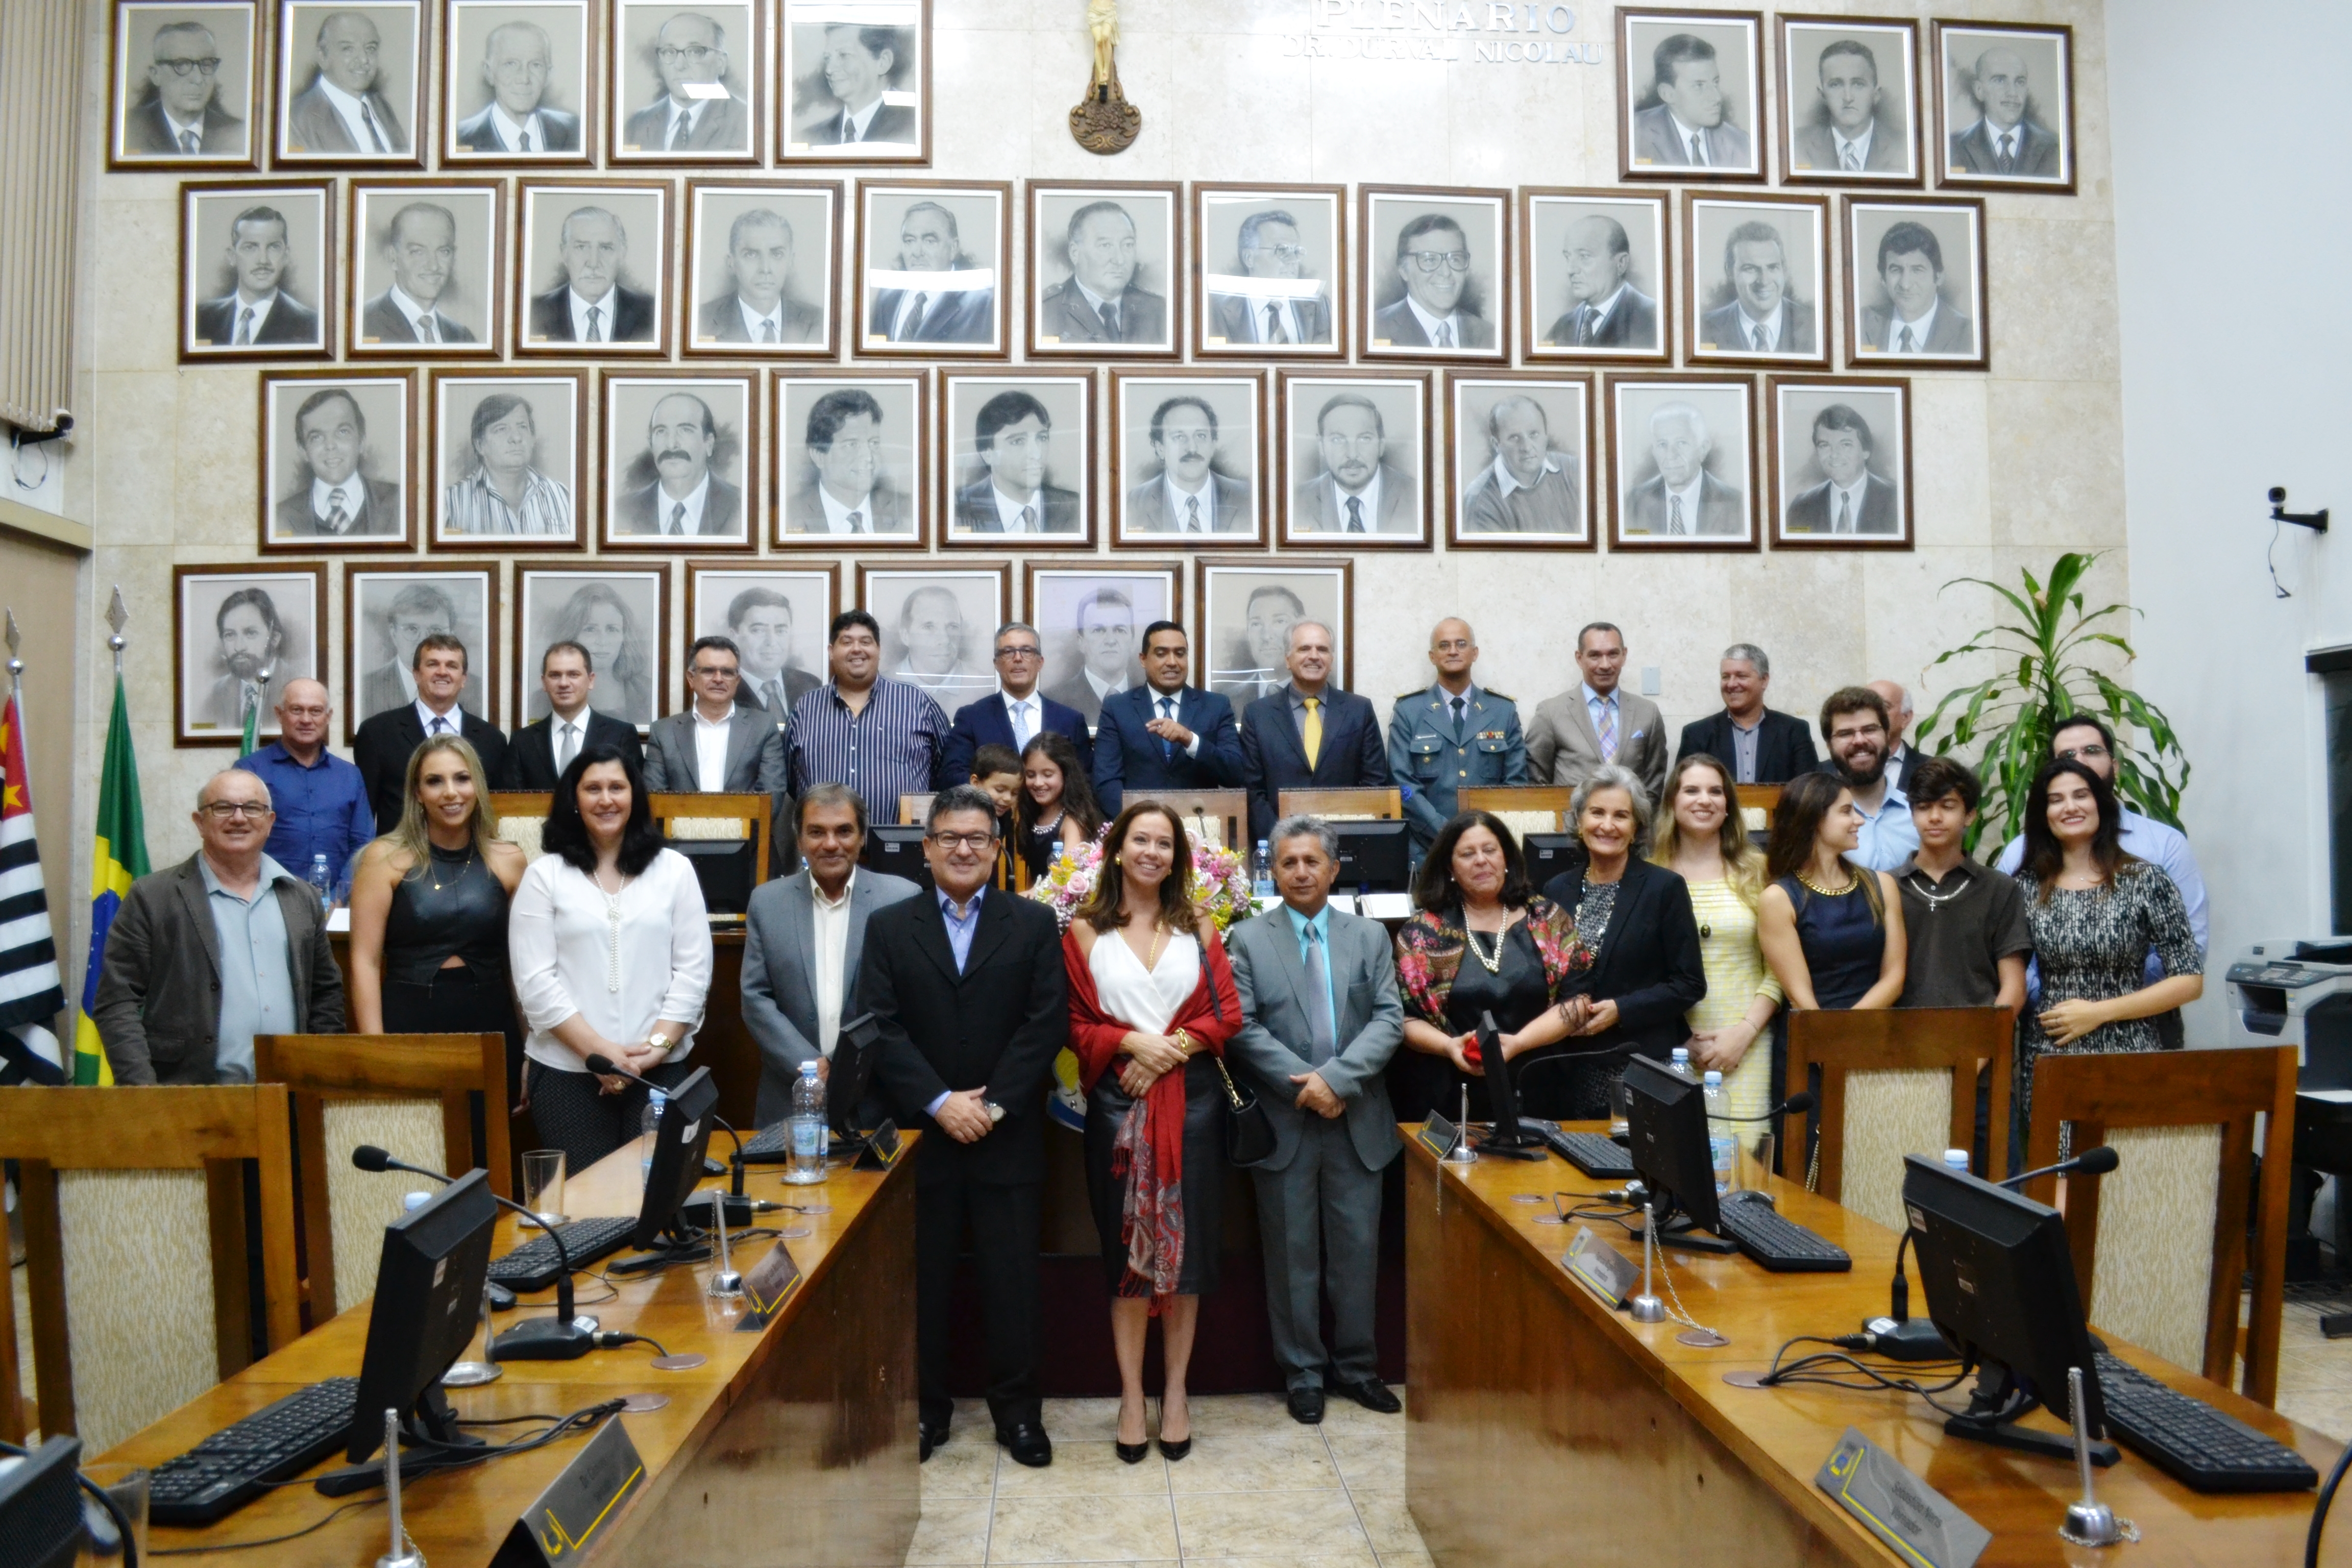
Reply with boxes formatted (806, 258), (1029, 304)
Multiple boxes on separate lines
(509, 743), (713, 1170)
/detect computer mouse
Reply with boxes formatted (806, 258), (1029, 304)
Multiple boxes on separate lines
(1725, 1188), (1775, 1209)
(486, 1281), (517, 1311)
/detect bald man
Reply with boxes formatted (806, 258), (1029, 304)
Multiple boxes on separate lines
(454, 18), (582, 152)
(1462, 396), (1582, 535)
(1866, 677), (1920, 793)
(284, 9), (408, 155)
(1948, 44), (2061, 176)
(1386, 619), (1526, 853)
(616, 391), (743, 536)
(234, 677), (375, 883)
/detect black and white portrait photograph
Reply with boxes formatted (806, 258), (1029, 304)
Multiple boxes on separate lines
(1277, 372), (1429, 548)
(1196, 558), (1351, 705)
(1618, 9), (1765, 181)
(857, 181), (1009, 356)
(1606, 375), (1758, 551)
(1776, 16), (1920, 185)
(181, 181), (333, 359)
(259, 371), (413, 551)
(1029, 183), (1180, 357)
(941, 373), (1093, 547)
(1193, 184), (1346, 359)
(1111, 371), (1263, 547)
(1360, 187), (1509, 362)
(1024, 566), (1180, 726)
(274, 0), (423, 165)
(1768, 376), (1912, 550)
(687, 565), (838, 722)
(516, 564), (668, 727)
(515, 180), (670, 354)
(779, 0), (925, 162)
(855, 564), (1009, 715)
(442, 0), (594, 164)
(1520, 190), (1670, 362)
(111, 1), (260, 168)
(1683, 193), (1830, 367)
(347, 181), (501, 354)
(1934, 21), (2074, 193)
(602, 373), (757, 549)
(1843, 197), (1987, 369)
(174, 563), (326, 746)
(609, 0), (758, 162)
(344, 566), (494, 740)
(774, 372), (925, 547)
(686, 182), (838, 355)
(429, 370), (582, 546)
(1446, 374), (1592, 550)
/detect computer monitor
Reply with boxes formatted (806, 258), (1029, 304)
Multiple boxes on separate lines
(632, 1065), (722, 1250)
(0, 1436), (86, 1568)
(1623, 1053), (1723, 1236)
(347, 1169), (498, 1461)
(666, 837), (755, 915)
(827, 1010), (885, 1135)
(1522, 831), (1583, 885)
(1331, 820), (1411, 893)
(1471, 1011), (1542, 1157)
(862, 824), (935, 890)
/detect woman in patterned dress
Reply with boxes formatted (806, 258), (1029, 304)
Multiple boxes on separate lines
(1653, 753), (1781, 1124)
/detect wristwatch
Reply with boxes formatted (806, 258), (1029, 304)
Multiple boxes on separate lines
(643, 1032), (674, 1056)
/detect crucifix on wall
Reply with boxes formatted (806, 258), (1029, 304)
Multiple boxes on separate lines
(1070, 0), (1141, 154)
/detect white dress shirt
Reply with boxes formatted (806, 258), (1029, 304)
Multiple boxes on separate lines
(991, 482), (1045, 533)
(548, 708), (589, 772)
(692, 702), (734, 791)
(569, 287), (618, 341)
(1403, 293), (1464, 348)
(663, 96), (706, 145)
(653, 474), (712, 536)
(1245, 296), (1306, 345)
(888, 289), (934, 340)
(735, 296), (789, 341)
(314, 75), (387, 151)
(310, 475), (363, 531)
(1883, 300), (1940, 353)
(999, 692), (1041, 748)
(1327, 471), (1382, 532)
(816, 483), (875, 534)
(1146, 688), (1203, 757)
(1488, 454), (1559, 498)
(385, 283), (445, 341)
(1084, 668), (1126, 706)
(1668, 111), (1712, 163)
(840, 96), (885, 141)
(1164, 474), (1215, 533)
(1731, 301), (1786, 352)
(489, 102), (548, 152)
(1659, 474), (1705, 533)
(812, 870), (857, 1057)
(1832, 123), (1876, 169)
(162, 105), (208, 146)
(227, 291), (279, 341)
(414, 698), (462, 737)
(510, 849), (713, 1072)
(1825, 474), (1870, 533)
(1581, 283), (1629, 336)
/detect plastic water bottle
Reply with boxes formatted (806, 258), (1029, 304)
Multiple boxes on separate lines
(308, 853), (334, 909)
(1253, 840), (1275, 900)
(639, 1089), (666, 1184)
(1670, 1045), (1692, 1077)
(1703, 1070), (1736, 1196)
(1944, 1147), (1971, 1176)
(786, 1060), (828, 1185)
(402, 1191), (431, 1213)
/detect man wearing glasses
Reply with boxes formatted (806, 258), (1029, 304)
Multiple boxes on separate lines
(641, 634), (790, 800)
(1371, 214), (1493, 351)
(624, 11), (749, 155)
(1208, 210), (1332, 347)
(941, 622), (1096, 786)
(127, 19), (245, 156)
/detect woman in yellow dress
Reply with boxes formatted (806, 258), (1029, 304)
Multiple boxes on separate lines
(1652, 753), (1780, 1122)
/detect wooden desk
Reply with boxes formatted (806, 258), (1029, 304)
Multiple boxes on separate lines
(101, 1131), (920, 1566)
(1403, 1128), (2346, 1566)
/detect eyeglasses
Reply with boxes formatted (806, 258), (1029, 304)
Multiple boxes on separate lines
(1245, 243), (1306, 261)
(689, 665), (740, 681)
(1403, 250), (1473, 274)
(655, 43), (718, 63)
(994, 646), (1042, 662)
(199, 801), (272, 820)
(927, 831), (995, 850)
(2056, 743), (2110, 761)
(155, 56), (223, 77)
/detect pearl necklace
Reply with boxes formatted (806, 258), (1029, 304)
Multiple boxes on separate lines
(593, 867), (629, 993)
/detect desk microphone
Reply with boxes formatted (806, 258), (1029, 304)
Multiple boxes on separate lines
(2001, 1144), (2120, 1190)
(583, 1054), (754, 1204)
(1717, 1089), (1816, 1122)
(351, 1146), (594, 1361)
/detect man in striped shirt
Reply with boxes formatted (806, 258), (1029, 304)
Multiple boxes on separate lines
(787, 609), (949, 824)
(442, 391), (574, 537)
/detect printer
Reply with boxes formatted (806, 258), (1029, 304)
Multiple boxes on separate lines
(2226, 938), (2352, 1085)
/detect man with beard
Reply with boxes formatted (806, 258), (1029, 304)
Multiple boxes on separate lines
(696, 208), (822, 345)
(1948, 44), (2061, 177)
(275, 388), (400, 538)
(617, 391), (742, 537)
(1541, 214), (1658, 350)
(1208, 209), (1332, 347)
(1816, 684), (1917, 872)
(194, 206), (322, 348)
(455, 18), (581, 152)
(528, 206), (655, 343)
(807, 23), (915, 144)
(1371, 214), (1492, 351)
(1462, 395), (1581, 534)
(1041, 590), (1134, 724)
(870, 201), (994, 344)
(126, 19), (246, 156)
(285, 9), (407, 154)
(728, 586), (823, 721)
(201, 588), (295, 733)
(786, 388), (910, 534)
(953, 391), (1080, 534)
(1292, 394), (1414, 534)
(623, 10), (749, 154)
(1861, 222), (1973, 355)
(1784, 404), (1897, 535)
(1699, 220), (1814, 355)
(1037, 201), (1166, 345)
(1792, 38), (1904, 174)
(1623, 401), (1744, 536)
(1125, 395), (1251, 534)
(1632, 32), (1750, 169)
(362, 201), (477, 345)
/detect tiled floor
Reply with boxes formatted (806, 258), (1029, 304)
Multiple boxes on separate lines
(908, 1391), (1428, 1568)
(2274, 1285), (2352, 1442)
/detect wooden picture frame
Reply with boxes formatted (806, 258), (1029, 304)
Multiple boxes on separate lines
(272, 0), (426, 168)
(771, 368), (929, 549)
(1775, 14), (1923, 187)
(1842, 195), (1989, 369)
(346, 179), (506, 357)
(1617, 8), (1767, 183)
(1357, 185), (1511, 363)
(776, 0), (929, 165)
(427, 367), (589, 550)
(1767, 375), (1913, 550)
(599, 368), (762, 553)
(258, 368), (416, 553)
(854, 561), (1014, 716)
(1194, 556), (1354, 704)
(1518, 188), (1673, 364)
(512, 559), (672, 731)
(173, 560), (328, 746)
(1022, 561), (1186, 725)
(110, 0), (264, 170)
(1027, 181), (1183, 360)
(439, 0), (598, 166)
(854, 178), (1012, 359)
(1275, 370), (1433, 550)
(937, 370), (1096, 550)
(1604, 372), (1760, 552)
(512, 180), (674, 357)
(342, 562), (499, 743)
(1443, 371), (1596, 552)
(1681, 191), (1833, 369)
(180, 179), (335, 361)
(605, 0), (763, 165)
(1931, 19), (2075, 194)
(1191, 183), (1349, 360)
(685, 561), (841, 723)
(683, 179), (843, 358)
(1109, 369), (1266, 550)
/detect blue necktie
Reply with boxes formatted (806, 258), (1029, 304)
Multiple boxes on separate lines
(1158, 696), (1177, 762)
(1304, 927), (1337, 1064)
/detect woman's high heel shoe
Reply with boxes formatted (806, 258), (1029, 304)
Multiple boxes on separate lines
(1157, 1434), (1190, 1461)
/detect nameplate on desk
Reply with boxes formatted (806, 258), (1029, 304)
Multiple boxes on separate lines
(1417, 1113), (1462, 1161)
(1815, 1426), (1989, 1568)
(735, 1237), (803, 1331)
(855, 1119), (903, 1170)
(1563, 1224), (1639, 1309)
(491, 1415), (645, 1566)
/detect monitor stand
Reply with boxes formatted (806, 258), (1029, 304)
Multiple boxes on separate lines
(1646, 1208), (1739, 1256)
(607, 1218), (712, 1276)
(1939, 1361), (2118, 1466)
(313, 1389), (486, 1498)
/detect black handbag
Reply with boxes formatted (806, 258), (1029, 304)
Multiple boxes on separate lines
(1204, 948), (1278, 1166)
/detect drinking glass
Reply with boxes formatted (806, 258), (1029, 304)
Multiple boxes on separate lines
(1606, 1077), (1632, 1140)
(77, 1462), (148, 1567)
(1739, 1131), (1778, 1194)
(522, 1148), (567, 1228)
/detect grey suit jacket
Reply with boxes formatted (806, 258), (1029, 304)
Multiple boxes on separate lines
(1631, 103), (1750, 168)
(1624, 470), (1745, 537)
(1124, 471), (1252, 534)
(1223, 904), (1404, 1173)
(616, 475), (744, 536)
(359, 663), (486, 723)
(1290, 466), (1416, 534)
(360, 292), (477, 346)
(1370, 298), (1496, 350)
(741, 867), (922, 1124)
(284, 80), (407, 154)
(1209, 290), (1333, 346)
(1949, 118), (2061, 177)
(1859, 302), (1975, 355)
(783, 479), (911, 535)
(1524, 686), (1670, 804)
(1036, 281), (1167, 345)
(274, 477), (402, 539)
(1698, 298), (1817, 355)
(695, 293), (823, 345)
(1784, 472), (1900, 535)
(640, 706), (788, 795)
(622, 93), (750, 154)
(1792, 119), (1908, 173)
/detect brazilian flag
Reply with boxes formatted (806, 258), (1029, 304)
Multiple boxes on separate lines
(72, 675), (149, 1086)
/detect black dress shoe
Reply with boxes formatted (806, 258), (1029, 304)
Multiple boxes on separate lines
(1333, 1376), (1402, 1414)
(997, 1421), (1054, 1468)
(919, 1420), (948, 1462)
(1115, 1439), (1149, 1464)
(1158, 1435), (1191, 1461)
(1287, 1384), (1326, 1424)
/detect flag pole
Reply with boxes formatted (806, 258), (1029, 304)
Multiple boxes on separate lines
(107, 584), (128, 676)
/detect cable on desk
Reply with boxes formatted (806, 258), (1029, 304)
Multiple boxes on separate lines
(590, 1331), (672, 1357)
(147, 1498), (385, 1556)
(1754, 1335), (1972, 1416)
(2307, 1435), (2352, 1568)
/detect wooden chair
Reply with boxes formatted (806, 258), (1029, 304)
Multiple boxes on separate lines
(1737, 782), (1783, 838)
(1780, 1008), (2013, 1234)
(652, 791), (773, 884)
(255, 1033), (510, 1323)
(1278, 787), (1403, 822)
(2020, 1045), (2296, 1407)
(1125, 788), (1249, 853)
(489, 790), (553, 860)
(1460, 785), (1574, 841)
(0, 1087), (301, 1452)
(899, 792), (935, 826)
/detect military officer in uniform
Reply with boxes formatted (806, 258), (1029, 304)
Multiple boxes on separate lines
(1386, 618), (1527, 860)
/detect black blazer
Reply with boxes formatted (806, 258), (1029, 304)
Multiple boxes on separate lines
(941, 691), (1094, 788)
(500, 710), (642, 789)
(1811, 744), (1921, 795)
(1676, 708), (1820, 785)
(1238, 688), (1392, 843)
(1537, 855), (1705, 1073)
(1092, 684), (1243, 816)
(353, 706), (510, 836)
(860, 887), (1069, 1187)
(528, 284), (655, 344)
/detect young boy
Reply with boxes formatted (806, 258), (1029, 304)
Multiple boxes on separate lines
(971, 743), (1022, 889)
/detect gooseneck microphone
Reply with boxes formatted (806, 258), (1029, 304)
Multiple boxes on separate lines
(1719, 1089), (1817, 1123)
(584, 1053), (753, 1199)
(2001, 1144), (2120, 1191)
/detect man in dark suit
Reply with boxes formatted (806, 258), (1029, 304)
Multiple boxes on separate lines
(272, 387), (401, 540)
(353, 633), (508, 835)
(615, 392), (743, 537)
(192, 206), (322, 348)
(358, 202), (477, 346)
(941, 623), (1094, 785)
(862, 787), (1068, 1467)
(1622, 402), (1744, 536)
(452, 19), (581, 152)
(640, 638), (789, 804)
(1542, 214), (1660, 349)
(868, 201), (995, 344)
(1630, 33), (1751, 169)
(1948, 45), (2062, 177)
(952, 390), (1080, 535)
(282, 10), (407, 155)
(1290, 394), (1415, 535)
(1784, 404), (1899, 536)
(620, 11), (749, 153)
(1036, 201), (1167, 346)
(1859, 222), (1974, 355)
(806, 24), (917, 144)
(1206, 210), (1333, 347)
(1676, 643), (1818, 785)
(526, 206), (655, 344)
(1124, 394), (1252, 534)
(360, 583), (486, 724)
(502, 640), (641, 788)
(1239, 621), (1392, 843)
(1790, 38), (1906, 174)
(724, 587), (823, 722)
(1370, 214), (1493, 351)
(124, 20), (246, 156)
(1039, 591), (1135, 724)
(1697, 221), (1815, 355)
(783, 389), (913, 536)
(1093, 621), (1243, 816)
(694, 208), (823, 345)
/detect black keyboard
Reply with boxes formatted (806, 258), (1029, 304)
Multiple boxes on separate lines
(1523, 1120), (1637, 1179)
(1711, 1193), (1851, 1272)
(739, 1122), (854, 1163)
(150, 1377), (358, 1525)
(2093, 1351), (2318, 1493)
(486, 1214), (640, 1292)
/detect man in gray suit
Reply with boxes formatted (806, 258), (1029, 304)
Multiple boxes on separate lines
(1860, 222), (1974, 355)
(1631, 32), (1750, 169)
(360, 202), (477, 346)
(741, 783), (920, 1125)
(1226, 816), (1404, 1425)
(283, 10), (407, 155)
(1948, 45), (2061, 177)
(1291, 394), (1415, 534)
(1370, 214), (1493, 351)
(1791, 38), (1905, 174)
(1541, 214), (1659, 350)
(695, 208), (823, 346)
(615, 392), (743, 537)
(1622, 401), (1744, 536)
(125, 20), (246, 156)
(1524, 622), (1670, 802)
(1037, 201), (1166, 346)
(1124, 394), (1251, 534)
(1784, 404), (1899, 535)
(1698, 220), (1814, 355)
(785, 389), (912, 535)
(1206, 210), (1333, 347)
(453, 19), (581, 152)
(274, 387), (401, 540)
(641, 636), (790, 803)
(622, 11), (749, 154)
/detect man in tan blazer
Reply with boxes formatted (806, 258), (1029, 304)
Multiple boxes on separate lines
(1523, 622), (1669, 804)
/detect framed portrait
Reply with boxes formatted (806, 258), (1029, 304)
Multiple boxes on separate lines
(1618, 9), (1765, 182)
(440, 0), (597, 165)
(601, 371), (760, 551)
(343, 565), (496, 743)
(772, 371), (926, 549)
(258, 370), (414, 553)
(1358, 187), (1510, 363)
(173, 562), (327, 746)
(608, 0), (761, 164)
(854, 562), (1011, 716)
(1110, 371), (1264, 549)
(1605, 374), (1758, 552)
(685, 181), (841, 357)
(1028, 183), (1181, 359)
(855, 180), (1010, 358)
(1194, 557), (1353, 706)
(1682, 193), (1831, 368)
(273, 0), (424, 166)
(110, 1), (261, 169)
(1276, 371), (1431, 550)
(686, 563), (840, 723)
(1519, 190), (1671, 363)
(1191, 183), (1347, 360)
(1022, 564), (1183, 727)
(1776, 15), (1921, 186)
(514, 180), (672, 356)
(1445, 373), (1594, 551)
(778, 0), (928, 163)
(1933, 20), (2074, 194)
(514, 561), (670, 729)
(1767, 376), (1912, 550)
(1842, 197), (1987, 369)
(939, 372), (1094, 549)
(347, 181), (504, 356)
(180, 180), (334, 361)
(428, 369), (585, 548)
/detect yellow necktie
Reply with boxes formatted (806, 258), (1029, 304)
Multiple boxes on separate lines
(1302, 697), (1322, 769)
